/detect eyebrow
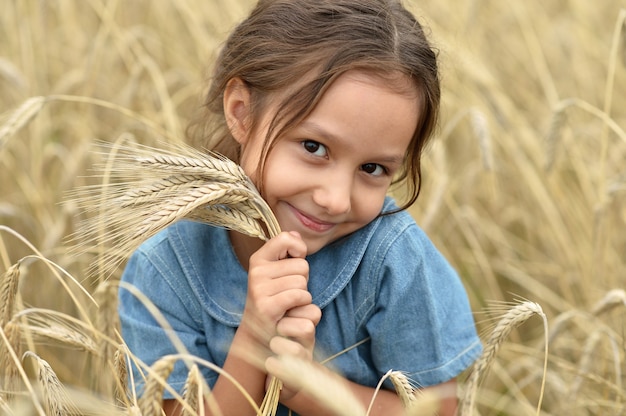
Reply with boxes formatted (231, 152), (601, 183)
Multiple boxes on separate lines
(299, 121), (406, 167)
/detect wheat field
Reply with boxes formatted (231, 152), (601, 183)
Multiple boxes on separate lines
(1, 0), (625, 415)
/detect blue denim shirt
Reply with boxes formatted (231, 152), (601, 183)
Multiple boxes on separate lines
(119, 197), (482, 414)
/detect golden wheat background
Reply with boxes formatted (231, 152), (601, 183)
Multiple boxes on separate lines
(1, 0), (625, 415)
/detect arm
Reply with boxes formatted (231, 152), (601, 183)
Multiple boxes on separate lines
(290, 380), (459, 416)
(266, 338), (458, 416)
(163, 326), (266, 416)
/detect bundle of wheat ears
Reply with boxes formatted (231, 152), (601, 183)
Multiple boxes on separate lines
(74, 140), (279, 273)
(73, 140), (286, 415)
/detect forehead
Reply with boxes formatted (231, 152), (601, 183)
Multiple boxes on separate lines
(261, 69), (421, 125)
(336, 70), (421, 101)
(305, 70), (420, 137)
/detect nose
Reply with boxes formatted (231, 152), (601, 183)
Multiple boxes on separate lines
(312, 171), (352, 216)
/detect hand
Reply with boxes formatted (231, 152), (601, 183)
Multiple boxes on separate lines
(239, 231), (311, 347)
(267, 303), (322, 401)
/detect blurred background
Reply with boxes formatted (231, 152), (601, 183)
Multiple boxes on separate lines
(1, 1), (625, 414)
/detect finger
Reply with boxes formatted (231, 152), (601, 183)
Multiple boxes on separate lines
(269, 335), (306, 358)
(283, 231), (307, 259)
(249, 288), (313, 326)
(249, 258), (309, 283)
(285, 304), (322, 326)
(267, 289), (313, 314)
(276, 317), (316, 349)
(251, 231), (308, 263)
(248, 273), (308, 299)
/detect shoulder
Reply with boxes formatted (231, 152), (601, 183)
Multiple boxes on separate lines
(125, 220), (247, 326)
(130, 220), (229, 267)
(121, 221), (230, 303)
(359, 197), (436, 274)
(354, 197), (469, 317)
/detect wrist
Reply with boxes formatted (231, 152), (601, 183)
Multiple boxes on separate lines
(231, 323), (271, 369)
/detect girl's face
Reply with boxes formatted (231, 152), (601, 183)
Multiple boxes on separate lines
(236, 71), (420, 254)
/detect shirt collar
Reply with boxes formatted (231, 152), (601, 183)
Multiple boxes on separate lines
(171, 197), (397, 326)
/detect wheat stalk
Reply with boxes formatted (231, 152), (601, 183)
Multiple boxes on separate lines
(0, 395), (12, 415)
(568, 327), (622, 401)
(461, 301), (548, 416)
(547, 289), (626, 345)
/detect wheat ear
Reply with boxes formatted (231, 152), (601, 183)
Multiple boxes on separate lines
(114, 344), (130, 406)
(388, 370), (416, 408)
(0, 96), (46, 147)
(138, 355), (177, 416)
(94, 280), (121, 399)
(23, 351), (79, 416)
(0, 262), (21, 328)
(461, 301), (548, 416)
(0, 263), (21, 398)
(182, 365), (202, 416)
(591, 288), (626, 316)
(1, 322), (22, 399)
(469, 108), (494, 171)
(11, 309), (98, 353)
(544, 101), (568, 172)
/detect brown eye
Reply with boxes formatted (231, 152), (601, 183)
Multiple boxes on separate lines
(361, 163), (385, 176)
(302, 140), (327, 157)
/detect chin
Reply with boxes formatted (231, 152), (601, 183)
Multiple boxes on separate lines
(304, 244), (323, 256)
(301, 238), (326, 256)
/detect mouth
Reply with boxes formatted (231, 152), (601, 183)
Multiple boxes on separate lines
(288, 204), (335, 233)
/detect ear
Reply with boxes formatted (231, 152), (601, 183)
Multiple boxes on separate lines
(223, 77), (251, 145)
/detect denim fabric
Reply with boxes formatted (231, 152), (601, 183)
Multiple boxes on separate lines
(119, 197), (482, 415)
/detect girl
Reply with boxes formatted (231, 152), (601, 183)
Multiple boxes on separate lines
(118, 0), (482, 415)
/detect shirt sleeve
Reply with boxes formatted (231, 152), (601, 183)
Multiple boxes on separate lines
(118, 236), (219, 398)
(364, 223), (482, 388)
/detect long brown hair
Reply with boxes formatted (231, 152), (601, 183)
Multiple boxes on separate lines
(188, 0), (440, 210)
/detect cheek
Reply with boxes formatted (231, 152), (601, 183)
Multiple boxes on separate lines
(238, 124), (275, 181)
(353, 190), (387, 222)
(258, 150), (300, 197)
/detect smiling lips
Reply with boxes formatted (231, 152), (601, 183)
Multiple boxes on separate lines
(290, 205), (335, 233)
